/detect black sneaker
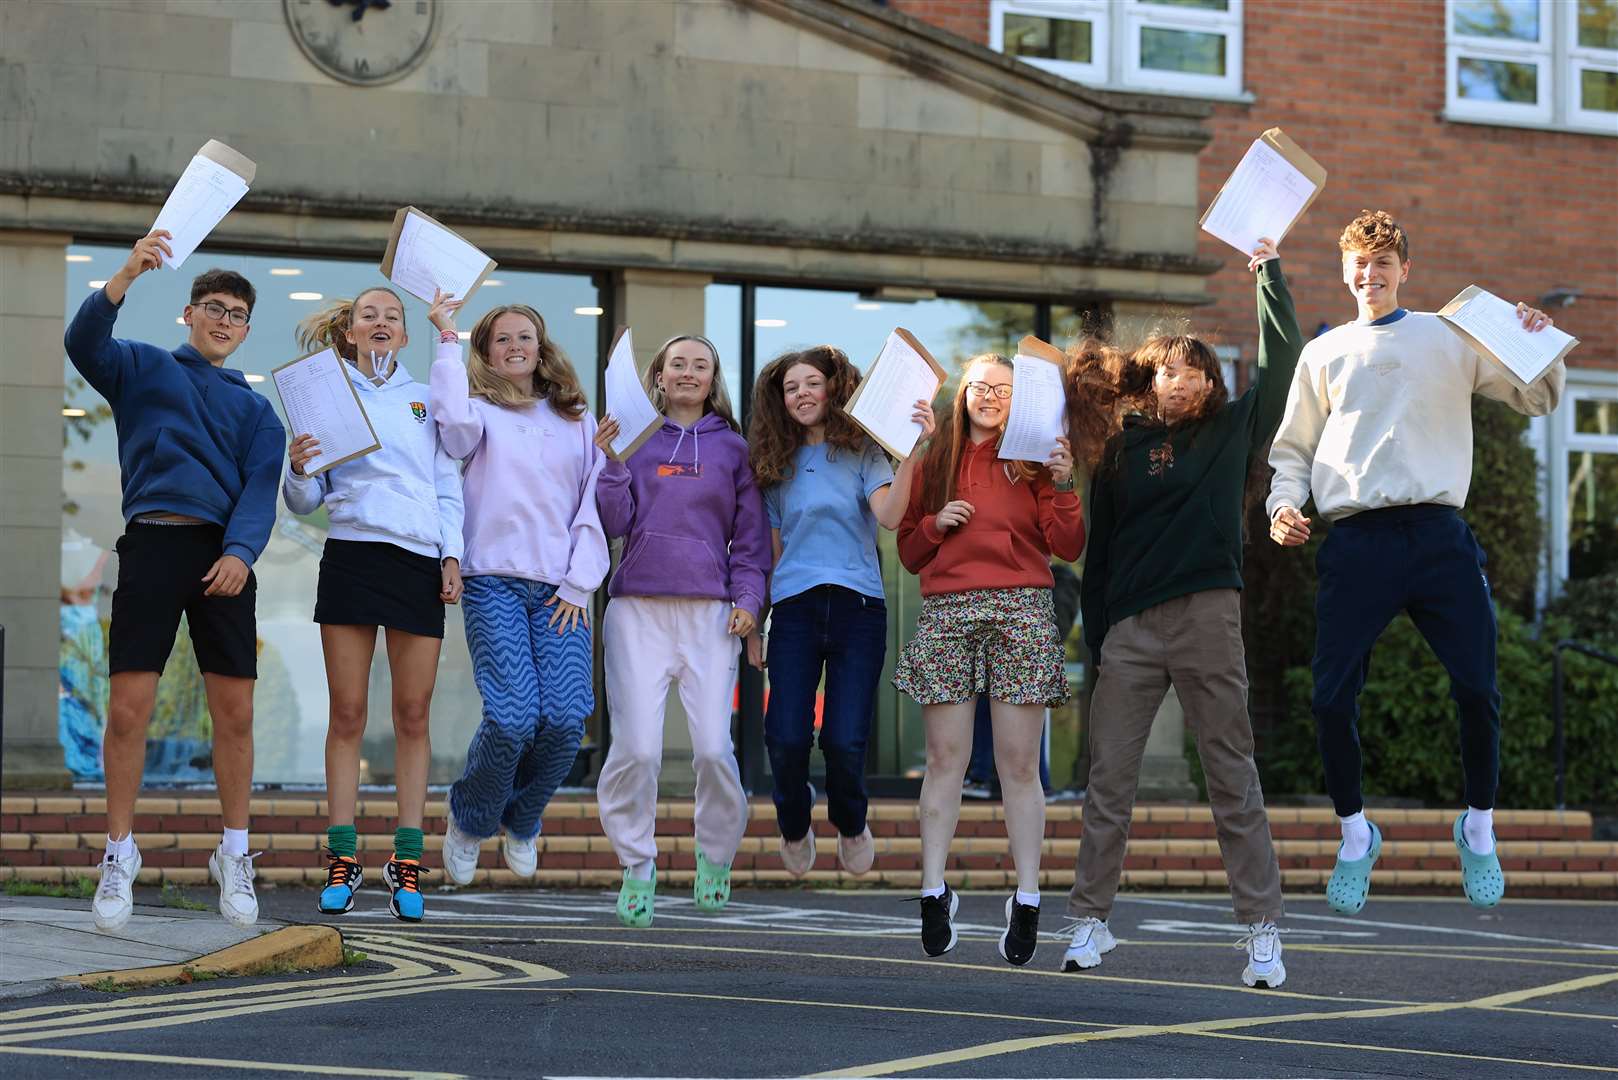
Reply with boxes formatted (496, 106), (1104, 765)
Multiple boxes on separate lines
(914, 884), (959, 956)
(998, 895), (1039, 966)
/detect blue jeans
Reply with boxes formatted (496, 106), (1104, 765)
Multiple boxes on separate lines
(764, 586), (887, 840)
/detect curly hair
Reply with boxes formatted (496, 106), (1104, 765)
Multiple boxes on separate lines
(1339, 209), (1409, 262)
(296, 286), (405, 364)
(917, 353), (1042, 513)
(1133, 335), (1230, 426)
(465, 305), (587, 418)
(749, 346), (870, 488)
(1063, 337), (1128, 473)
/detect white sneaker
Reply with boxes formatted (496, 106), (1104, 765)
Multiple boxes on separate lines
(208, 845), (260, 928)
(1060, 916), (1117, 971)
(501, 830), (538, 878)
(93, 847), (143, 931)
(1238, 921), (1286, 988)
(780, 830), (816, 877)
(442, 816), (482, 886)
(837, 826), (874, 876)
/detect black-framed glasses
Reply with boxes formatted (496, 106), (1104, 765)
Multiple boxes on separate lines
(965, 380), (1012, 400)
(193, 300), (251, 327)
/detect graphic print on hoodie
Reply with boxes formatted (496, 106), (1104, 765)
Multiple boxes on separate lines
(595, 412), (771, 619)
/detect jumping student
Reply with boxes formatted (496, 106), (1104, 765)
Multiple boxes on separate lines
(594, 334), (770, 927)
(430, 293), (608, 888)
(894, 352), (1082, 966)
(744, 346), (934, 877)
(66, 230), (284, 931)
(1065, 239), (1299, 988)
(283, 286), (465, 922)
(1268, 211), (1563, 914)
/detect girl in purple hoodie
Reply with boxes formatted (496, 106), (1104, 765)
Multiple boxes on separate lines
(594, 334), (770, 927)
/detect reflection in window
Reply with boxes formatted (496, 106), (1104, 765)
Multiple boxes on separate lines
(1453, 0), (1542, 41)
(59, 244), (603, 784)
(1140, 25), (1226, 76)
(1458, 56), (1540, 102)
(1568, 449), (1618, 579)
(1581, 67), (1618, 110)
(1580, 0), (1618, 48)
(1004, 12), (1094, 63)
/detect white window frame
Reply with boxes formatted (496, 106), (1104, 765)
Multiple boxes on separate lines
(1566, 0), (1618, 132)
(1444, 0), (1618, 136)
(990, 0), (1111, 87)
(1123, 0), (1244, 99)
(1546, 368), (1618, 593)
(989, 0), (1245, 100)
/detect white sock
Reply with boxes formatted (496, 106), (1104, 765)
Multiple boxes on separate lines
(1462, 807), (1495, 854)
(105, 833), (136, 862)
(920, 882), (946, 899)
(1339, 811), (1371, 861)
(221, 828), (249, 858)
(627, 859), (656, 881)
(1015, 889), (1041, 908)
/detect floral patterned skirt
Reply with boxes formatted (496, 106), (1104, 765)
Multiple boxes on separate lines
(892, 587), (1069, 707)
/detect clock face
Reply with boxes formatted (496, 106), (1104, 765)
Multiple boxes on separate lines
(283, 0), (439, 87)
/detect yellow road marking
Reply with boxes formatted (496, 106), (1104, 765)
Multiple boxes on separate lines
(0, 1045), (466, 1078)
(1190, 1030), (1618, 1074)
(808, 970), (1618, 1077)
(351, 934), (564, 981)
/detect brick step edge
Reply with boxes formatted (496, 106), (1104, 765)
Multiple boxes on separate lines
(5, 864), (1614, 901)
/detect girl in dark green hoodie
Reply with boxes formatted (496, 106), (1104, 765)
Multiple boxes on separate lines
(1063, 239), (1303, 988)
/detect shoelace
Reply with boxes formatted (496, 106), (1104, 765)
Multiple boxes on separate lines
(1233, 923), (1286, 954)
(1056, 917), (1104, 939)
(97, 856), (131, 898)
(220, 851), (261, 898)
(390, 860), (429, 894)
(323, 851), (360, 889)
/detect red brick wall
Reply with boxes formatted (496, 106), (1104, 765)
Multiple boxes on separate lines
(894, 0), (1617, 371)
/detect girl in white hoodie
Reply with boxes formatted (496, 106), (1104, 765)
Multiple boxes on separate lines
(282, 286), (464, 923)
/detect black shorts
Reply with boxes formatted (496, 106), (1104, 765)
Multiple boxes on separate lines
(314, 538), (446, 639)
(109, 522), (258, 679)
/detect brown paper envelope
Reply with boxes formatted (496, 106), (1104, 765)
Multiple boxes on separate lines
(379, 205), (499, 306)
(269, 349), (382, 476)
(603, 325), (663, 463)
(844, 327), (945, 461)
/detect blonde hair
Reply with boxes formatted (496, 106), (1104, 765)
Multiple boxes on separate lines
(296, 286), (405, 363)
(466, 305), (587, 419)
(1340, 209), (1409, 262)
(644, 334), (740, 433)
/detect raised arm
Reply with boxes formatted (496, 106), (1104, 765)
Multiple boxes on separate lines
(428, 340), (486, 460)
(280, 433), (330, 516)
(869, 403), (934, 530)
(64, 233), (172, 402)
(896, 464), (947, 574)
(1037, 479), (1085, 563)
(1248, 246), (1307, 443)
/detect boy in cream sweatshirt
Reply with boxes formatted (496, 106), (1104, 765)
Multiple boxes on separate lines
(1267, 210), (1564, 914)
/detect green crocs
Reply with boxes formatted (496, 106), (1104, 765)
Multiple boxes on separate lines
(1454, 813), (1505, 908)
(616, 867), (656, 928)
(693, 847), (732, 912)
(1325, 820), (1381, 915)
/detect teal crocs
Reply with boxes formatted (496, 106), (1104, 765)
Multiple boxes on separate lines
(1325, 820), (1382, 914)
(1454, 812), (1505, 908)
(693, 847), (732, 912)
(616, 866), (656, 928)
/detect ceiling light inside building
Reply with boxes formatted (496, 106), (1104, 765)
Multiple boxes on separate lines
(269, 267), (302, 276)
(755, 319), (787, 328)
(176, 317), (186, 324)
(853, 302), (882, 311)
(88, 280), (107, 288)
(484, 279), (504, 287)
(65, 254), (92, 263)
(289, 291), (323, 301)
(245, 374), (265, 383)
(62, 408), (86, 417)
(458, 331), (471, 340)
(574, 306), (604, 316)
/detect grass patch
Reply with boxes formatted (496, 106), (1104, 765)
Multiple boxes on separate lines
(4, 877), (97, 900)
(160, 882), (210, 911)
(84, 966), (220, 994)
(342, 947), (369, 966)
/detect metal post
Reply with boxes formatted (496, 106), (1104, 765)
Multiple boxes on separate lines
(1552, 643), (1565, 811)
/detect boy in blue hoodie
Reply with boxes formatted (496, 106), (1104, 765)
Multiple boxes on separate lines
(65, 229), (285, 932)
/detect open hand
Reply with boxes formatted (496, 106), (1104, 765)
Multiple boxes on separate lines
(202, 554), (249, 597)
(428, 288), (464, 334)
(1248, 237), (1279, 272)
(545, 595), (588, 634)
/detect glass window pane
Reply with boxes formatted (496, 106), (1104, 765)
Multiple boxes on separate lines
(1580, 67), (1618, 111)
(1567, 450), (1618, 579)
(1140, 26), (1227, 76)
(1457, 56), (1539, 102)
(1578, 0), (1618, 49)
(1142, 0), (1230, 9)
(1575, 397), (1618, 435)
(703, 283), (743, 422)
(59, 244), (602, 784)
(1003, 12), (1093, 63)
(1453, 0), (1542, 41)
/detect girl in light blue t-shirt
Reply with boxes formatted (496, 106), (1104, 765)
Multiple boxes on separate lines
(746, 345), (934, 876)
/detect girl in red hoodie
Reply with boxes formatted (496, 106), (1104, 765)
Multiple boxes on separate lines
(895, 352), (1083, 967)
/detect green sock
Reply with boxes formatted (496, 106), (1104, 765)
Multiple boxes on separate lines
(393, 827), (424, 863)
(326, 825), (357, 860)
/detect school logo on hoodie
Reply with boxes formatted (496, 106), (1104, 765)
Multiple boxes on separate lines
(409, 402), (427, 423)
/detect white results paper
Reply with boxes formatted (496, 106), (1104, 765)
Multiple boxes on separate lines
(150, 141), (255, 269)
(1201, 135), (1322, 257)
(603, 328), (661, 462)
(383, 209), (497, 305)
(846, 330), (944, 460)
(998, 351), (1067, 463)
(271, 349), (381, 476)
(1438, 286), (1579, 387)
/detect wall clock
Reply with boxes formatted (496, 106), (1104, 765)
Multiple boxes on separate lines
(283, 0), (439, 87)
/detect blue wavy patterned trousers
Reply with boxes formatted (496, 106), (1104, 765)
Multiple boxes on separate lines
(448, 575), (593, 841)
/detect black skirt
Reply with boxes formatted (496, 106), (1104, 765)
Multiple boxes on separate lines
(314, 538), (445, 639)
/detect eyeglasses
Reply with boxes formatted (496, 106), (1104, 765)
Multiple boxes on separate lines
(192, 300), (251, 327)
(965, 380), (1012, 400)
